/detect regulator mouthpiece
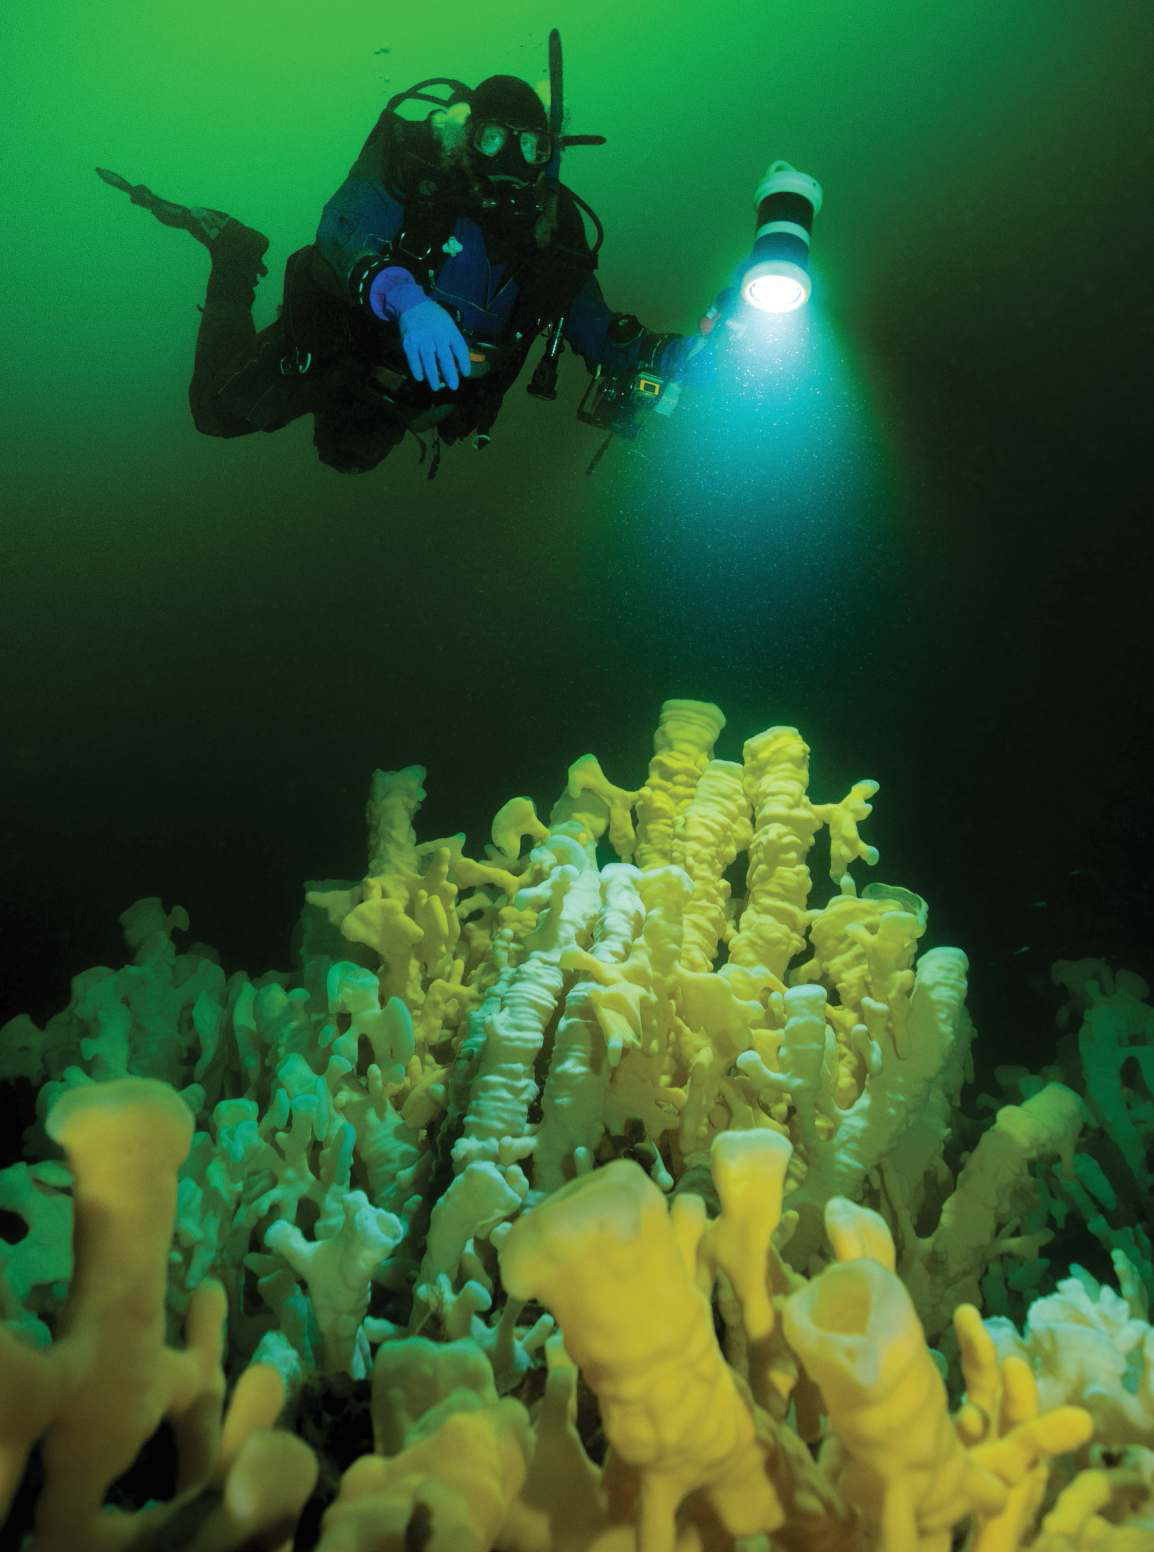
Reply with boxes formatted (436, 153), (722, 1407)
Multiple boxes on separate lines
(741, 160), (823, 313)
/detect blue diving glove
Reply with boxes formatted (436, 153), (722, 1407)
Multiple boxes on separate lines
(397, 299), (472, 393)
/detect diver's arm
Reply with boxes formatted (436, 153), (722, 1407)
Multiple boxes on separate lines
(562, 274), (687, 377)
(311, 168), (468, 390)
(312, 174), (410, 303)
(312, 172), (464, 369)
(311, 106), (414, 300)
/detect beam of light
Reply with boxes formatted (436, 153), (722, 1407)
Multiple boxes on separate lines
(606, 292), (893, 613)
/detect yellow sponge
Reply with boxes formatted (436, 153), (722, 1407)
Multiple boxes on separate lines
(500, 1158), (784, 1552)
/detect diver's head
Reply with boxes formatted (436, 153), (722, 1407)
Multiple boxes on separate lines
(465, 75), (552, 185)
(451, 75), (551, 240)
(422, 72), (555, 247)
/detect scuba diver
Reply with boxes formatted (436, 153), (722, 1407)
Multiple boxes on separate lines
(97, 32), (710, 478)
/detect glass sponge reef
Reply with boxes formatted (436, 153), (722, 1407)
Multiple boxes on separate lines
(1, 699), (1152, 1550)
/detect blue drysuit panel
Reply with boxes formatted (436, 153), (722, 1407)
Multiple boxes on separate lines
(315, 160), (675, 378)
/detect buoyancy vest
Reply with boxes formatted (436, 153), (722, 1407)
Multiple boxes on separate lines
(279, 116), (599, 444)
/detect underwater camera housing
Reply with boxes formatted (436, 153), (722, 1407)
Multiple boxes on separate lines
(576, 367), (665, 438)
(576, 312), (668, 438)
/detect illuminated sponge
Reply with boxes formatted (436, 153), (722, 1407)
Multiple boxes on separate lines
(1, 699), (1149, 1548)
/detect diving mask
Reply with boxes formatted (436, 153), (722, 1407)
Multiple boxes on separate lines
(470, 120), (552, 168)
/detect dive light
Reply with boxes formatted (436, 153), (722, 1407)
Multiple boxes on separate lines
(741, 160), (823, 313)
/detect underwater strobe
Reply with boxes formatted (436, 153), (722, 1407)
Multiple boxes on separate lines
(741, 160), (823, 313)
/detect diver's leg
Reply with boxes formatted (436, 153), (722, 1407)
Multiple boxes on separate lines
(187, 229), (273, 436)
(97, 168), (271, 436)
(96, 167), (268, 261)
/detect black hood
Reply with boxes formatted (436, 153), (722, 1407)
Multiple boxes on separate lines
(468, 75), (548, 135)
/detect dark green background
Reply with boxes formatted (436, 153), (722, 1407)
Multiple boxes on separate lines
(3, 1), (1150, 1054)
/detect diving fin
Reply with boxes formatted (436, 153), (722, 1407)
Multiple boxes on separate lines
(95, 166), (268, 274)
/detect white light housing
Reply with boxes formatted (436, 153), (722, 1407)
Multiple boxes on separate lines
(741, 260), (811, 314)
(742, 161), (823, 313)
